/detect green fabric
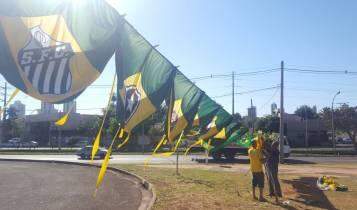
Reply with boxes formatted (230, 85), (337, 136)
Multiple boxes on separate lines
(214, 108), (233, 131)
(116, 20), (176, 109)
(174, 71), (204, 126)
(195, 94), (221, 128)
(210, 129), (251, 152)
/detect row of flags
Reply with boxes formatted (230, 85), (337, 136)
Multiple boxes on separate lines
(0, 0), (252, 192)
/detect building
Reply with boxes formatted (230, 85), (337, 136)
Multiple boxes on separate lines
(41, 102), (57, 114)
(9, 100), (26, 118)
(63, 100), (76, 113)
(271, 103), (278, 115)
(284, 113), (328, 147)
(24, 112), (99, 147)
(247, 99), (257, 124)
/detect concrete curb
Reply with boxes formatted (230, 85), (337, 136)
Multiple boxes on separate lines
(0, 158), (156, 210)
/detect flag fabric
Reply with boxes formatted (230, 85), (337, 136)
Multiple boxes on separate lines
(167, 71), (204, 142)
(0, 0), (121, 103)
(192, 94), (221, 128)
(198, 108), (232, 141)
(214, 122), (240, 140)
(115, 20), (176, 134)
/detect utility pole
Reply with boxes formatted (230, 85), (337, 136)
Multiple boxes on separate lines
(2, 82), (7, 121)
(232, 71), (235, 115)
(331, 91), (340, 156)
(304, 106), (308, 155)
(279, 61), (284, 163)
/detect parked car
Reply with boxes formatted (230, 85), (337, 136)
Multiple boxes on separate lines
(21, 141), (39, 148)
(76, 146), (108, 160)
(8, 138), (21, 148)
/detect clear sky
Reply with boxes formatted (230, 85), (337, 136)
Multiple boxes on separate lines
(2, 0), (357, 117)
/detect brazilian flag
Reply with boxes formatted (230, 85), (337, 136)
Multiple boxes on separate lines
(214, 122), (240, 140)
(199, 108), (232, 140)
(192, 94), (221, 128)
(115, 19), (176, 133)
(0, 0), (121, 103)
(167, 71), (204, 141)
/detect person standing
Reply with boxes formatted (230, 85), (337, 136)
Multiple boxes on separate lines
(248, 140), (265, 201)
(264, 140), (282, 203)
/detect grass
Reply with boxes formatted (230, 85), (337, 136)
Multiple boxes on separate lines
(114, 164), (357, 210)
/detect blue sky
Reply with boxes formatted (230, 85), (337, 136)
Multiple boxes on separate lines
(3, 0), (357, 116)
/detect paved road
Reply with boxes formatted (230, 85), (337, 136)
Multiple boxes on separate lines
(0, 161), (147, 210)
(0, 154), (355, 165)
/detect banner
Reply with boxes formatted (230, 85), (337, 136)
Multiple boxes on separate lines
(167, 71), (203, 142)
(0, 0), (121, 103)
(115, 20), (176, 134)
(199, 108), (232, 141)
(192, 94), (221, 128)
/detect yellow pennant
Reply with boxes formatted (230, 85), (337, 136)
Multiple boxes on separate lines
(91, 74), (116, 161)
(153, 131), (184, 157)
(55, 113), (70, 126)
(94, 126), (122, 195)
(95, 144), (112, 189)
(55, 104), (75, 126)
(0, 88), (20, 116)
(184, 138), (203, 156)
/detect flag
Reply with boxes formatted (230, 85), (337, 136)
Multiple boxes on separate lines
(115, 20), (176, 134)
(167, 71), (203, 142)
(214, 122), (240, 140)
(192, 94), (221, 128)
(199, 108), (232, 140)
(0, 0), (121, 103)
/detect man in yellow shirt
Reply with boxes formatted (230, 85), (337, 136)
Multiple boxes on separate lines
(248, 140), (265, 201)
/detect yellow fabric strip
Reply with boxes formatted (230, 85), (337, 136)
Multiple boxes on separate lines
(153, 131), (184, 157)
(55, 104), (75, 126)
(55, 113), (70, 126)
(184, 139), (203, 156)
(117, 132), (130, 149)
(144, 135), (166, 166)
(94, 126), (123, 195)
(91, 74), (116, 161)
(0, 89), (20, 116)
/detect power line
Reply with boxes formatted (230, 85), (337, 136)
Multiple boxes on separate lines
(212, 85), (280, 98)
(286, 68), (357, 75)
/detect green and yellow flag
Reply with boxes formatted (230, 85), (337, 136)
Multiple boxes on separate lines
(115, 20), (176, 134)
(214, 122), (240, 140)
(0, 0), (121, 103)
(199, 108), (232, 140)
(167, 71), (203, 142)
(192, 94), (221, 128)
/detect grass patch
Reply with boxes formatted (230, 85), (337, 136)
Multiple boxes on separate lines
(114, 165), (357, 210)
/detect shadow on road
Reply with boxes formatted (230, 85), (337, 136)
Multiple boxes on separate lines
(282, 177), (337, 210)
(192, 158), (249, 164)
(283, 159), (316, 165)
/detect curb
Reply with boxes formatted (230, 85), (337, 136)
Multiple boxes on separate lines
(0, 158), (156, 210)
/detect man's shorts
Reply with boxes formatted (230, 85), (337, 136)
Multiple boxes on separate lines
(252, 172), (264, 188)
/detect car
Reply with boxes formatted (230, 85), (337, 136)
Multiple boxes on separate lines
(8, 138), (21, 148)
(76, 146), (108, 160)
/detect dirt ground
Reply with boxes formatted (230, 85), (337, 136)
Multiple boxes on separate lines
(124, 158), (357, 210)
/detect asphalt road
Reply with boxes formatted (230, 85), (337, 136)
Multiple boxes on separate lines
(0, 161), (146, 210)
(0, 154), (355, 165)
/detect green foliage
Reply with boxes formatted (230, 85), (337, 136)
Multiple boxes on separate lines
(320, 104), (357, 149)
(295, 105), (318, 119)
(255, 115), (279, 133)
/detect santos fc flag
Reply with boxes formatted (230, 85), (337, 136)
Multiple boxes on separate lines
(0, 0), (121, 103)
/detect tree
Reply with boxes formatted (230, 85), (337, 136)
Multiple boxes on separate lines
(232, 113), (243, 127)
(320, 104), (357, 150)
(295, 105), (318, 120)
(255, 115), (279, 133)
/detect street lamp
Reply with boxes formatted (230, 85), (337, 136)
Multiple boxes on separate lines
(331, 90), (340, 155)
